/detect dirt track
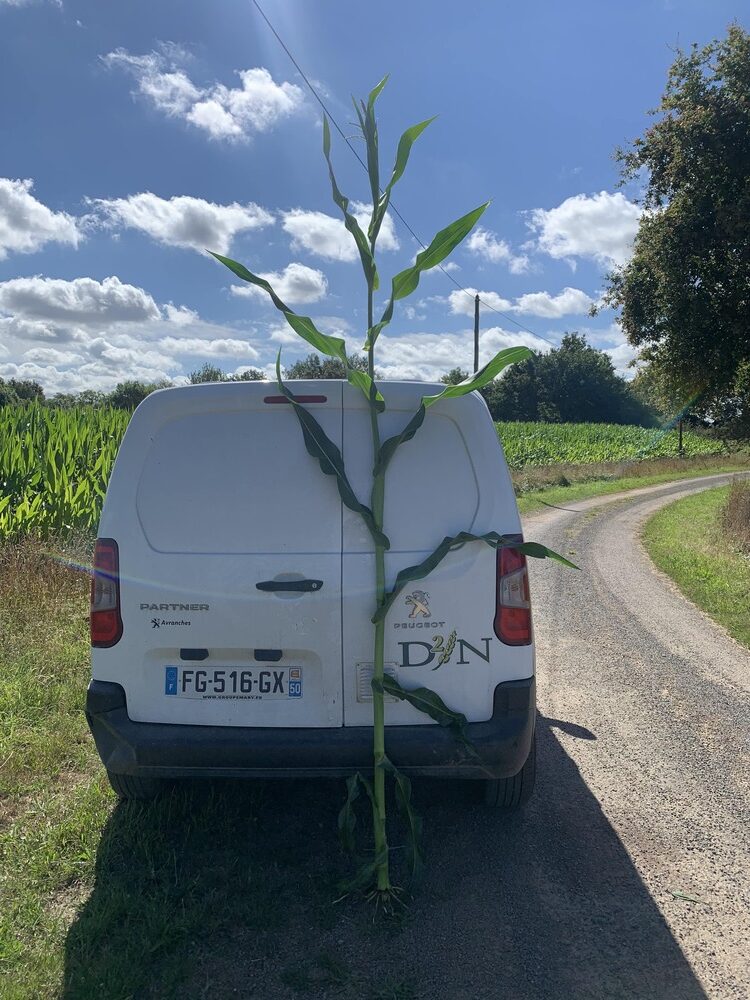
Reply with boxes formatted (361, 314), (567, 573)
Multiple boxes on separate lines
(67, 474), (750, 999)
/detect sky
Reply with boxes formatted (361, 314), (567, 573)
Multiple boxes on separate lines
(0, 0), (744, 394)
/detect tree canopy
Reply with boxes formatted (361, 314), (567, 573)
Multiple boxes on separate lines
(475, 334), (656, 425)
(602, 24), (750, 426)
(284, 352), (370, 379)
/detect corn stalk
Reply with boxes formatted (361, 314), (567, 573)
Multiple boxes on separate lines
(211, 78), (574, 902)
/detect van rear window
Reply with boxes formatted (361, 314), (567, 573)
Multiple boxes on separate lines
(135, 410), (342, 553)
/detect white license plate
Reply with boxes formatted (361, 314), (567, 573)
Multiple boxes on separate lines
(164, 665), (302, 700)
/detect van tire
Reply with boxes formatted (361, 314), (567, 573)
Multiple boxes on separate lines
(107, 770), (162, 800)
(483, 733), (536, 809)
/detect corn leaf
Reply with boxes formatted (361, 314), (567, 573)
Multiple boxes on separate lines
(347, 369), (385, 413)
(422, 346), (534, 409)
(336, 850), (388, 896)
(371, 117), (435, 244)
(375, 346), (533, 474)
(379, 756), (424, 879)
(367, 74), (389, 111)
(365, 202), (489, 349)
(374, 676), (479, 759)
(209, 252), (348, 362)
(338, 772), (376, 855)
(323, 117), (378, 290)
(276, 355), (390, 550)
(374, 405), (426, 476)
(373, 530), (578, 624)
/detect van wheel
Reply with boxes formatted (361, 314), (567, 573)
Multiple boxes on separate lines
(107, 770), (162, 800)
(483, 733), (536, 809)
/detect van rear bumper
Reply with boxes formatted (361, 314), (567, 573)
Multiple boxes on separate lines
(86, 677), (535, 780)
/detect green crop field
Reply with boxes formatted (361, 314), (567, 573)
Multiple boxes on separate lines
(0, 404), (129, 540)
(0, 404), (729, 540)
(496, 420), (724, 468)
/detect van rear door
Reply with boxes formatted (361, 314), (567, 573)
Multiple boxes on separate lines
(94, 382), (344, 729)
(340, 383), (526, 727)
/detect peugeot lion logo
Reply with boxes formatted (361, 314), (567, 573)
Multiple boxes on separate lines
(405, 590), (430, 619)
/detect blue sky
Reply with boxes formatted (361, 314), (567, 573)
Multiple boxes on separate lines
(0, 0), (744, 394)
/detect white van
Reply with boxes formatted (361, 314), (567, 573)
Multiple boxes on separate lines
(86, 380), (536, 808)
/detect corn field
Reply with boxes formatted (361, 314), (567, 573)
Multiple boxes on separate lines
(497, 421), (724, 468)
(0, 404), (129, 539)
(0, 404), (729, 540)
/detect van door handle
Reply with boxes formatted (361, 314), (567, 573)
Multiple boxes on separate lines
(256, 579), (323, 593)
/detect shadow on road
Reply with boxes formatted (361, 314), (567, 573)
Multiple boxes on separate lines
(63, 716), (707, 999)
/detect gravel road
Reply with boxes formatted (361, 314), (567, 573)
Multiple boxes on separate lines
(387, 472), (749, 1000)
(519, 471), (750, 999)
(136, 473), (750, 999)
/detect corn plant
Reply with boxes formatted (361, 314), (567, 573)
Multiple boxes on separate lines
(211, 79), (573, 904)
(0, 403), (128, 539)
(496, 420), (724, 468)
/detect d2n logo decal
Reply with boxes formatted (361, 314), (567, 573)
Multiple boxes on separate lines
(405, 590), (430, 619)
(398, 634), (493, 670)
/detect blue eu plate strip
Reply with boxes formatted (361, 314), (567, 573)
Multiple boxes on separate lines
(165, 666), (178, 695)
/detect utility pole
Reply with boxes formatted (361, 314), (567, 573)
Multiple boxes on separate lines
(473, 294), (480, 374)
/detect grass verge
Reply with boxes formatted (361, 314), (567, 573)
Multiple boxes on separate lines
(642, 484), (750, 650)
(0, 536), (421, 998)
(515, 454), (750, 515)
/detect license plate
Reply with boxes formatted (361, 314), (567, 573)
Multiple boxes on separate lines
(164, 665), (302, 700)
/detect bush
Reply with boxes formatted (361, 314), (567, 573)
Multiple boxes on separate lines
(721, 480), (750, 554)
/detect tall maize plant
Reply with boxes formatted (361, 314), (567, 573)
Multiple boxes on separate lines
(0, 403), (128, 539)
(212, 80), (574, 904)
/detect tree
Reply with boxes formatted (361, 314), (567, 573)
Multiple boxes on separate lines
(7, 378), (44, 402)
(107, 380), (171, 409)
(76, 389), (107, 407)
(477, 334), (657, 425)
(440, 366), (468, 385)
(0, 379), (19, 407)
(189, 362), (265, 383)
(189, 363), (225, 384)
(602, 25), (750, 425)
(284, 352), (370, 379)
(482, 357), (540, 422)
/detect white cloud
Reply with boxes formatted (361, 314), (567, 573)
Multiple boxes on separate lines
(163, 303), (199, 326)
(230, 262), (327, 305)
(281, 202), (398, 261)
(0, 273), (270, 394)
(374, 327), (550, 382)
(21, 347), (83, 365)
(606, 342), (638, 378)
(268, 324), (299, 345)
(448, 284), (594, 319)
(466, 227), (529, 274)
(91, 192), (273, 253)
(0, 0), (61, 6)
(102, 48), (304, 142)
(0, 275), (161, 327)
(512, 286), (594, 318)
(448, 288), (512, 316)
(158, 336), (260, 359)
(529, 191), (641, 267)
(0, 178), (81, 260)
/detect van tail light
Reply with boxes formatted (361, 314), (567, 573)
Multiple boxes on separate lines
(494, 541), (532, 645)
(91, 538), (123, 647)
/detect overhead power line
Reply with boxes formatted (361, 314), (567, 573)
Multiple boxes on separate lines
(250, 0), (557, 349)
